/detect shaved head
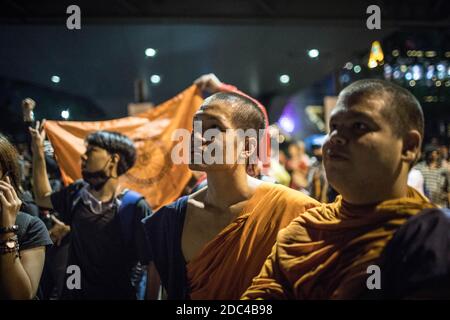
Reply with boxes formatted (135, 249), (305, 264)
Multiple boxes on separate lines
(203, 92), (266, 132)
(339, 79), (424, 140)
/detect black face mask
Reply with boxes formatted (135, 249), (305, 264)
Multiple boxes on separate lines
(81, 159), (111, 191)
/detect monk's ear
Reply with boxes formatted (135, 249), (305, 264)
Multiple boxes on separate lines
(401, 130), (421, 165)
(111, 153), (120, 164)
(242, 136), (258, 160)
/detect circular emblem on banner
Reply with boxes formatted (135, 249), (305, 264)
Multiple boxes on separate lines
(125, 138), (173, 185)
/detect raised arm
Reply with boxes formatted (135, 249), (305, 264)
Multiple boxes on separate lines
(29, 121), (53, 209)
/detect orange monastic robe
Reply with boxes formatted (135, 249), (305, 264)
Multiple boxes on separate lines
(187, 183), (319, 299)
(242, 187), (434, 299)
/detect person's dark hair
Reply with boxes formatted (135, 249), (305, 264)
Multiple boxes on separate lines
(424, 145), (439, 165)
(340, 79), (424, 140)
(85, 131), (136, 176)
(0, 134), (22, 196)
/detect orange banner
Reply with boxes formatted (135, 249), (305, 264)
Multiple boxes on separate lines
(45, 85), (203, 210)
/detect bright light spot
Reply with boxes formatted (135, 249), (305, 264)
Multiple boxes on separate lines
(436, 80), (442, 87)
(412, 65), (421, 80)
(51, 75), (60, 83)
(426, 66), (435, 80)
(437, 64), (445, 72)
(353, 65), (361, 73)
(384, 64), (392, 79)
(307, 49), (319, 58)
(409, 80), (416, 87)
(145, 48), (157, 57)
(368, 60), (378, 68)
(392, 49), (400, 57)
(405, 72), (413, 81)
(344, 62), (353, 70)
(368, 41), (384, 68)
(61, 109), (70, 120)
(279, 116), (295, 133)
(400, 65), (407, 73)
(150, 74), (161, 84)
(279, 74), (290, 84)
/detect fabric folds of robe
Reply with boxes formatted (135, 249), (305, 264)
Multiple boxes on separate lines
(242, 187), (435, 299)
(187, 183), (320, 300)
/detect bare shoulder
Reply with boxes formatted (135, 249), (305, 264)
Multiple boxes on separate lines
(187, 187), (207, 210)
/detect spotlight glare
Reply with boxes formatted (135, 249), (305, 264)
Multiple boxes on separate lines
(145, 48), (157, 57)
(279, 74), (290, 84)
(307, 49), (319, 58)
(51, 75), (60, 83)
(150, 74), (161, 84)
(61, 109), (70, 120)
(279, 116), (295, 133)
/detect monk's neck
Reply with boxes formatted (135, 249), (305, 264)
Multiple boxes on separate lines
(343, 180), (409, 205)
(89, 178), (120, 202)
(204, 167), (252, 210)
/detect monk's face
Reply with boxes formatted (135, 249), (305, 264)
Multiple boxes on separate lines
(323, 97), (404, 203)
(189, 100), (247, 172)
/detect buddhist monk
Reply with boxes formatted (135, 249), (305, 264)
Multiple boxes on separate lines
(242, 79), (436, 299)
(142, 85), (319, 299)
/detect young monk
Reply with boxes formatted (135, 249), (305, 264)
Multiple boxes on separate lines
(242, 79), (436, 299)
(142, 88), (319, 300)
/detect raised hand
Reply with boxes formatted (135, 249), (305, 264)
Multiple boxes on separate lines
(193, 73), (223, 94)
(29, 120), (47, 157)
(22, 98), (36, 122)
(0, 176), (22, 228)
(49, 215), (70, 246)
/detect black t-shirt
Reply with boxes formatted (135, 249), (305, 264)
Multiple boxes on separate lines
(16, 212), (53, 251)
(20, 191), (40, 218)
(50, 181), (152, 300)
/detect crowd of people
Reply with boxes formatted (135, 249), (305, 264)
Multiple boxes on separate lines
(1, 74), (449, 300)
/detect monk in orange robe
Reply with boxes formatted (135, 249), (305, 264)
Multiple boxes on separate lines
(142, 75), (319, 299)
(242, 79), (435, 300)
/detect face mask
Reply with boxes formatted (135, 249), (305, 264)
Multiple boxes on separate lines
(81, 159), (111, 191)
